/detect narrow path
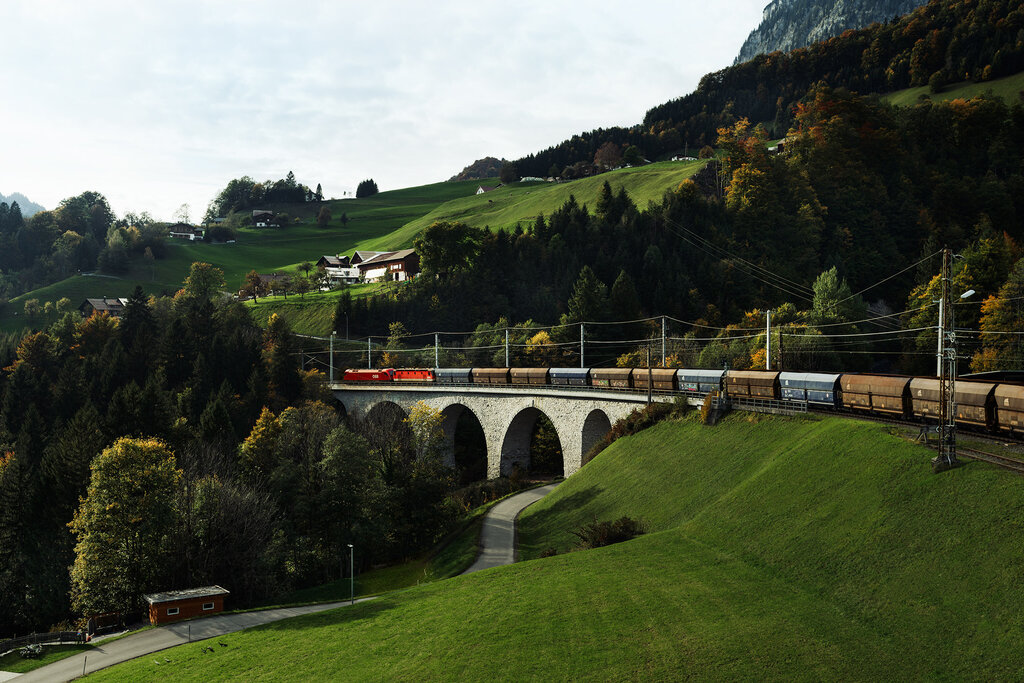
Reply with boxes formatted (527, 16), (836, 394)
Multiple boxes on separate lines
(17, 599), (372, 683)
(462, 483), (558, 574)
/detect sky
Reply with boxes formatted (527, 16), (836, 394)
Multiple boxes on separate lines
(2, 0), (768, 221)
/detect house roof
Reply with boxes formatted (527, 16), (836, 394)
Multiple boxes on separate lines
(351, 250), (386, 265)
(144, 585), (230, 605)
(252, 210), (273, 218)
(82, 297), (127, 312)
(257, 273), (290, 283)
(317, 255), (347, 267)
(356, 249), (417, 270)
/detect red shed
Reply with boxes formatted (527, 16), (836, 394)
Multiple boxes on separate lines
(144, 586), (230, 626)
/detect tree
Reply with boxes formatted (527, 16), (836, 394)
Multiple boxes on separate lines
(412, 221), (486, 277)
(263, 314), (301, 408)
(293, 277), (312, 298)
(317, 206), (331, 228)
(972, 258), (1024, 371)
(69, 438), (181, 616)
(565, 265), (608, 323)
(243, 270), (267, 301)
(381, 321), (409, 367)
(499, 162), (519, 184)
(356, 179), (379, 199)
(315, 183), (323, 202)
(622, 145), (643, 166)
(610, 269), (642, 320)
(594, 141), (622, 169)
(405, 401), (444, 459)
(340, 212), (349, 228)
(183, 262), (226, 300)
(173, 203), (191, 224)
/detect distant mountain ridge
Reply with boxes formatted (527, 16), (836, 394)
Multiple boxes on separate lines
(0, 191), (45, 217)
(735, 0), (925, 64)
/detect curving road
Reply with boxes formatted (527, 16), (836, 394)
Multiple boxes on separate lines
(14, 483), (557, 681)
(463, 483), (558, 574)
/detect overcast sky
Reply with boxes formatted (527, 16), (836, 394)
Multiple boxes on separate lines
(2, 0), (767, 221)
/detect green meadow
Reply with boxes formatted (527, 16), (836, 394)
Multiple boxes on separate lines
(883, 69), (1024, 107)
(92, 413), (1024, 680)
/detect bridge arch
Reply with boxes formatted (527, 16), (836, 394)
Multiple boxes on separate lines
(440, 402), (487, 482)
(499, 406), (564, 477)
(360, 400), (411, 459)
(580, 409), (613, 464)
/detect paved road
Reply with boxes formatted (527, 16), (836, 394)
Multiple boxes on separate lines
(462, 483), (558, 574)
(17, 600), (370, 682)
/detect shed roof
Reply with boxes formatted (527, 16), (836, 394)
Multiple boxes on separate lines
(144, 585), (229, 605)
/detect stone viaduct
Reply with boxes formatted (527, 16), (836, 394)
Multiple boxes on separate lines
(330, 383), (681, 477)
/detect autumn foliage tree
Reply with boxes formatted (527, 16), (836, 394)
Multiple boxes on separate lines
(69, 438), (181, 616)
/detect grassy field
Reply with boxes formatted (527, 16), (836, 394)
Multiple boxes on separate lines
(883, 70), (1024, 107)
(0, 644), (94, 674)
(92, 412), (1024, 680)
(391, 160), (705, 243)
(243, 283), (389, 336)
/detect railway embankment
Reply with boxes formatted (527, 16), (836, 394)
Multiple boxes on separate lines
(91, 412), (1024, 681)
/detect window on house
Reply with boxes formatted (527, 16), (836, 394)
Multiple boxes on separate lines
(202, 602), (215, 610)
(167, 607), (179, 616)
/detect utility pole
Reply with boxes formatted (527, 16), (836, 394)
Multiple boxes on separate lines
(778, 327), (784, 371)
(934, 247), (958, 473)
(661, 316), (667, 367)
(505, 329), (510, 368)
(434, 332), (439, 369)
(765, 309), (772, 370)
(646, 346), (653, 404)
(580, 323), (585, 369)
(329, 331), (335, 382)
(367, 337), (372, 369)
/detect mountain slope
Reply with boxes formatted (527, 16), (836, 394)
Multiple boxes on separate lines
(735, 0), (925, 64)
(0, 191), (45, 217)
(92, 415), (1024, 680)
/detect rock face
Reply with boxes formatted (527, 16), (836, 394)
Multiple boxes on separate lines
(449, 157), (507, 182)
(735, 0), (925, 64)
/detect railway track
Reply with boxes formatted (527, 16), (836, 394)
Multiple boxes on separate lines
(952, 447), (1024, 474)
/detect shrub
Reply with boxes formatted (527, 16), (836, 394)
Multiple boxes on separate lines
(539, 547), (558, 558)
(699, 390), (719, 425)
(572, 516), (647, 550)
(448, 476), (529, 512)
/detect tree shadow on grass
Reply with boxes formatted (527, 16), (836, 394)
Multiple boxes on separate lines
(254, 598), (397, 632)
(516, 485), (604, 553)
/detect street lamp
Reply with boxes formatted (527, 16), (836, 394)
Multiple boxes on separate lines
(348, 544), (354, 606)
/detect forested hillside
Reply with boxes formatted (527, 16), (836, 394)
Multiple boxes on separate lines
(514, 0), (1024, 178)
(0, 267), (459, 635)
(343, 85), (1024, 375)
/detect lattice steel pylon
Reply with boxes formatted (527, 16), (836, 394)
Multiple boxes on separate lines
(933, 248), (959, 473)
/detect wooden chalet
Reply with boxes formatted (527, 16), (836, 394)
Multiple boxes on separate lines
(79, 297), (127, 318)
(356, 249), (420, 282)
(144, 586), (230, 625)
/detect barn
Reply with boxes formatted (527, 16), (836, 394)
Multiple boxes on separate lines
(143, 586), (230, 626)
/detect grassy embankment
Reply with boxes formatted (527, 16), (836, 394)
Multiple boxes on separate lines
(92, 413), (1024, 680)
(0, 644), (95, 674)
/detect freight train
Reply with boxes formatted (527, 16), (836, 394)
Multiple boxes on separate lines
(340, 367), (1024, 435)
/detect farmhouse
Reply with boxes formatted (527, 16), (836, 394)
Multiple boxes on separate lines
(350, 250), (386, 266)
(253, 210), (276, 227)
(79, 297), (128, 318)
(168, 223), (205, 241)
(317, 255), (360, 287)
(356, 249), (420, 282)
(144, 585), (230, 626)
